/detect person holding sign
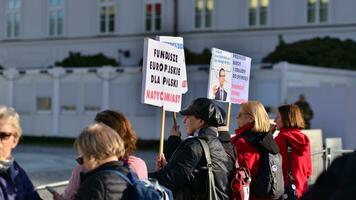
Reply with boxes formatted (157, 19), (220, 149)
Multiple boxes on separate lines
(149, 98), (230, 200)
(213, 68), (228, 101)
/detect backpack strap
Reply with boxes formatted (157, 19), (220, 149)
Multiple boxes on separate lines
(197, 138), (218, 200)
(286, 141), (294, 181)
(103, 169), (134, 185)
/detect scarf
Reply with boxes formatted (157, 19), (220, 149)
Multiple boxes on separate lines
(231, 123), (254, 143)
(0, 157), (14, 172)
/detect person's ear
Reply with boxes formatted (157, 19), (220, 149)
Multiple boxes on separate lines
(11, 136), (19, 149)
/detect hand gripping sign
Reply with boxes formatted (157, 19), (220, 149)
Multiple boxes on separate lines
(141, 38), (187, 156)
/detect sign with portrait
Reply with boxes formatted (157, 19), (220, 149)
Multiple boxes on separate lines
(207, 48), (251, 104)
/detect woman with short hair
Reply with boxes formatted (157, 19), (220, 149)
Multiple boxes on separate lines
(74, 123), (131, 200)
(56, 110), (147, 200)
(274, 104), (312, 198)
(231, 101), (280, 200)
(0, 105), (41, 200)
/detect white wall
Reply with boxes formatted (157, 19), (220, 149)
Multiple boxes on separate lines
(287, 87), (356, 149)
(2, 1), (356, 68)
(1, 63), (356, 149)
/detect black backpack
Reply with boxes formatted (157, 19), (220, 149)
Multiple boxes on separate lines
(251, 150), (284, 200)
(236, 132), (285, 200)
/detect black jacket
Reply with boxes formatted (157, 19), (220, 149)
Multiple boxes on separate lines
(75, 161), (131, 200)
(150, 127), (230, 200)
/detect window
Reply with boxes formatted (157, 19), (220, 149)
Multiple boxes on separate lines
(60, 83), (78, 113)
(145, 1), (162, 31)
(99, 0), (116, 34)
(48, 0), (64, 36)
(6, 0), (21, 38)
(249, 0), (269, 26)
(195, 0), (213, 29)
(307, 0), (328, 24)
(37, 97), (52, 111)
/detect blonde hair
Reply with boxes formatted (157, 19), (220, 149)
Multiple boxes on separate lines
(240, 101), (270, 132)
(0, 105), (22, 138)
(74, 123), (125, 161)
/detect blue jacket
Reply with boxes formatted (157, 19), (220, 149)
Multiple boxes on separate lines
(0, 161), (41, 200)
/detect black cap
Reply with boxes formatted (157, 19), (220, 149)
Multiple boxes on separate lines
(179, 98), (224, 127)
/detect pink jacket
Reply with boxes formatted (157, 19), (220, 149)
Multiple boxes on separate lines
(62, 155), (148, 200)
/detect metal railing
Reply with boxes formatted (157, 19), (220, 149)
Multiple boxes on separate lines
(35, 148), (354, 191)
(35, 180), (69, 191)
(312, 148), (354, 169)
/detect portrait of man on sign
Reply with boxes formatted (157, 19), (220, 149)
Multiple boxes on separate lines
(213, 68), (228, 101)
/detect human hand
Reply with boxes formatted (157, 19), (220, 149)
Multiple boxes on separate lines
(155, 154), (167, 171)
(213, 85), (218, 94)
(52, 192), (64, 200)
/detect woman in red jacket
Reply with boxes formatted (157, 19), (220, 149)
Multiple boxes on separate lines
(274, 104), (312, 198)
(231, 101), (280, 200)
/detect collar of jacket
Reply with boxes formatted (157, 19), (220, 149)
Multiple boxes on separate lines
(197, 127), (218, 138)
(80, 160), (126, 182)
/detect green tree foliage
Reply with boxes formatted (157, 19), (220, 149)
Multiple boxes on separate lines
(185, 48), (212, 64)
(55, 52), (118, 67)
(263, 37), (356, 70)
(0, 65), (3, 69)
(139, 48), (212, 66)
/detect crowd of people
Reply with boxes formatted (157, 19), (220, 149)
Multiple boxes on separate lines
(0, 96), (352, 200)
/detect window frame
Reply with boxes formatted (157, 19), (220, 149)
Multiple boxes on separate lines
(98, 0), (117, 34)
(248, 0), (270, 27)
(194, 0), (214, 30)
(5, 0), (22, 39)
(48, 0), (65, 37)
(144, 0), (163, 32)
(307, 0), (329, 24)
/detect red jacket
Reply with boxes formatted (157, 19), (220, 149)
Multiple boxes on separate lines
(231, 125), (279, 200)
(275, 128), (312, 198)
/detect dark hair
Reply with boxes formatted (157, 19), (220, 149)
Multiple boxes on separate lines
(219, 68), (225, 77)
(95, 110), (137, 157)
(278, 104), (305, 129)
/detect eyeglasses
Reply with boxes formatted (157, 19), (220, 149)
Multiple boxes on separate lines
(76, 156), (84, 165)
(0, 132), (14, 141)
(237, 112), (249, 118)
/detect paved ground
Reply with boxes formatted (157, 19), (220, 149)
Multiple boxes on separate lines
(13, 144), (157, 200)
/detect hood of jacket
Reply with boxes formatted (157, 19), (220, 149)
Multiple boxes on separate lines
(233, 129), (280, 154)
(280, 128), (310, 155)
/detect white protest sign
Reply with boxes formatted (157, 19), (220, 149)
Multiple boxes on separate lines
(141, 38), (185, 112)
(207, 48), (252, 104)
(231, 53), (251, 104)
(156, 36), (188, 94)
(207, 48), (233, 102)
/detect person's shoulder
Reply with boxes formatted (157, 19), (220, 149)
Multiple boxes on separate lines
(128, 155), (148, 179)
(12, 161), (29, 176)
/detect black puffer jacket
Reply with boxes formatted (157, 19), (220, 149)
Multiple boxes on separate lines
(75, 161), (131, 200)
(150, 127), (230, 200)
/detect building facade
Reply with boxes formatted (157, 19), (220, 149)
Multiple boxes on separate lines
(1, 0), (356, 68)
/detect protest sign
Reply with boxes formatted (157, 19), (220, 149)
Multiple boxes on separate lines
(208, 48), (233, 102)
(207, 48), (251, 104)
(156, 36), (188, 94)
(141, 38), (186, 112)
(231, 53), (251, 104)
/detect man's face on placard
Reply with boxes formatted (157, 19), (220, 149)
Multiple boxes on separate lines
(219, 69), (225, 87)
